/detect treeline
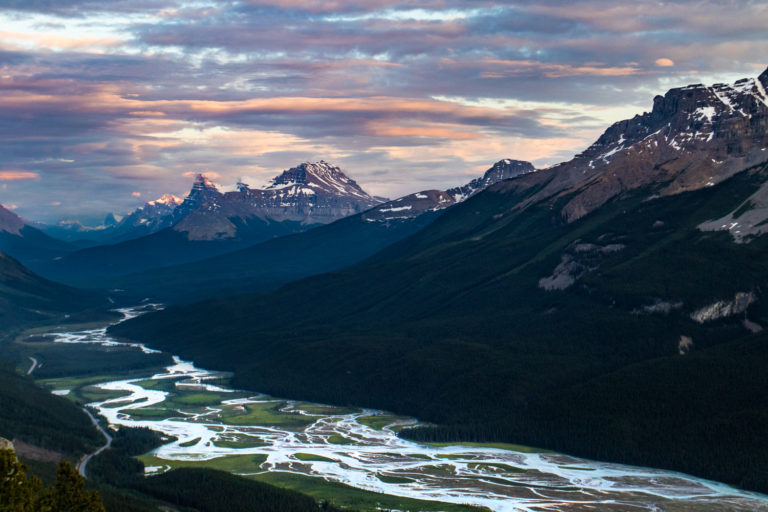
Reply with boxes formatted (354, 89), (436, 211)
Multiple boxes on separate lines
(29, 344), (173, 379)
(0, 360), (101, 456)
(135, 469), (346, 512)
(0, 449), (105, 512)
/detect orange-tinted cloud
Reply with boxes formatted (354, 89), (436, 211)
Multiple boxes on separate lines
(0, 170), (39, 180)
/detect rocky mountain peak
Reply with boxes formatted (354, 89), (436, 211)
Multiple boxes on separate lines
(172, 174), (224, 222)
(446, 159), (535, 202)
(266, 161), (376, 202)
(172, 162), (381, 240)
(147, 194), (183, 207)
(577, 70), (768, 167)
(496, 68), (768, 224)
(0, 205), (25, 235)
(363, 158), (536, 223)
(469, 159), (535, 191)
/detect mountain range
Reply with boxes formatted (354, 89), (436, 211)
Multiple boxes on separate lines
(102, 158), (536, 302)
(31, 162), (383, 283)
(112, 67), (768, 493)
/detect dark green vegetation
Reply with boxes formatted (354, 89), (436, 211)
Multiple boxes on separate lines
(0, 449), (106, 512)
(0, 362), (162, 512)
(0, 251), (111, 338)
(0, 361), (102, 456)
(251, 472), (485, 512)
(36, 220), (316, 287)
(89, 428), (350, 512)
(133, 469), (344, 512)
(88, 209), (438, 303)
(114, 162), (768, 493)
(23, 343), (172, 380)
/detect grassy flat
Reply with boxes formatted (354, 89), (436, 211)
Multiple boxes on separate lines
(125, 408), (181, 420)
(294, 453), (337, 463)
(75, 386), (132, 403)
(327, 434), (355, 445)
(219, 401), (315, 430)
(139, 453), (268, 474)
(376, 473), (415, 484)
(294, 403), (360, 416)
(212, 436), (267, 449)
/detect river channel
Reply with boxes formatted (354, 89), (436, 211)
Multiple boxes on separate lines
(45, 307), (768, 511)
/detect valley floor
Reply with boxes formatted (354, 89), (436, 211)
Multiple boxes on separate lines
(18, 306), (768, 512)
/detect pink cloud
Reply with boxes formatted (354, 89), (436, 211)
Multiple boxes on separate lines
(0, 170), (39, 180)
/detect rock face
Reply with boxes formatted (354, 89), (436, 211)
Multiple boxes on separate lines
(493, 68), (768, 223)
(171, 175), (222, 224)
(0, 437), (13, 451)
(113, 193), (184, 236)
(362, 159), (534, 223)
(173, 162), (382, 241)
(0, 205), (25, 235)
(446, 159), (535, 201)
(690, 291), (757, 323)
(699, 171), (768, 242)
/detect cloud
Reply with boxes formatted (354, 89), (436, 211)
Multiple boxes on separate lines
(3, 204), (19, 210)
(131, 191), (141, 197)
(182, 171), (221, 180)
(0, 170), (39, 180)
(0, 0), (766, 222)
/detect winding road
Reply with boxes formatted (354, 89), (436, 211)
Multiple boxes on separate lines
(77, 407), (112, 478)
(24, 355), (110, 479)
(26, 357), (38, 375)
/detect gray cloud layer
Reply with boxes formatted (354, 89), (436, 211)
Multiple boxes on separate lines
(0, 0), (765, 222)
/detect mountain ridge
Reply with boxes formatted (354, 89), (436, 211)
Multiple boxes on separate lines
(95, 158), (533, 300)
(111, 67), (768, 493)
(34, 162), (382, 282)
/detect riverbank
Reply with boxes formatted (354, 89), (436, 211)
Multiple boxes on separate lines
(35, 306), (768, 512)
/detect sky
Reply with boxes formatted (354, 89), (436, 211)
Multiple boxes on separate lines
(0, 0), (766, 223)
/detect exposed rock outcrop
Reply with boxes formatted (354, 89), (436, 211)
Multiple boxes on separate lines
(492, 68), (768, 224)
(173, 162), (382, 241)
(363, 159), (534, 223)
(690, 291), (757, 323)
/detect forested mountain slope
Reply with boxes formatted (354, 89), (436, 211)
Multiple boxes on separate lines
(112, 69), (768, 493)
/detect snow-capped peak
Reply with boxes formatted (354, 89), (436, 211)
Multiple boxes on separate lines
(147, 194), (183, 207)
(264, 161), (379, 202)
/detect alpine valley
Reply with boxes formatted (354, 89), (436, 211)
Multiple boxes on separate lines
(111, 68), (768, 497)
(3, 66), (768, 512)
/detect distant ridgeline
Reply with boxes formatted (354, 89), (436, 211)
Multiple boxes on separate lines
(100, 158), (535, 303)
(112, 68), (768, 493)
(23, 162), (384, 284)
